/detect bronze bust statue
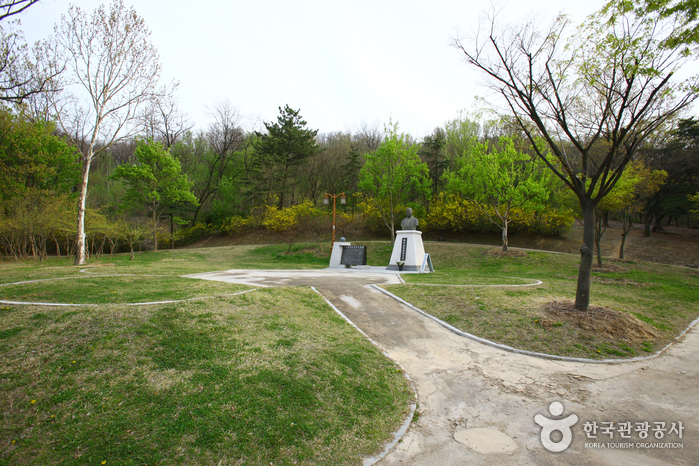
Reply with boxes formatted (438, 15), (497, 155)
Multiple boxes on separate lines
(401, 207), (419, 230)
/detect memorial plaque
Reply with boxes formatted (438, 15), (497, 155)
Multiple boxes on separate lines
(340, 245), (367, 266)
(400, 238), (408, 261)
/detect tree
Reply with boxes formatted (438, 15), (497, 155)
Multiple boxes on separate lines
(358, 121), (431, 241)
(444, 111), (480, 165)
(641, 117), (699, 235)
(0, 1), (60, 104)
(0, 107), (80, 199)
(110, 139), (197, 252)
(445, 136), (553, 252)
(253, 105), (323, 207)
(190, 100), (245, 223)
(616, 161), (667, 259)
(632, 0), (698, 52)
(419, 127), (449, 194)
(50, 0), (166, 265)
(140, 87), (192, 150)
(453, 3), (697, 310)
(689, 191), (699, 219)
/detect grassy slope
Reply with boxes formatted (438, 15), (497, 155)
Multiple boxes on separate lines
(387, 242), (699, 359)
(0, 246), (412, 466)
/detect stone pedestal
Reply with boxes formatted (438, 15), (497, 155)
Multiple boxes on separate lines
(387, 230), (426, 272)
(329, 241), (351, 268)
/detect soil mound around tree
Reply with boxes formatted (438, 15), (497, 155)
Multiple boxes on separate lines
(544, 301), (659, 344)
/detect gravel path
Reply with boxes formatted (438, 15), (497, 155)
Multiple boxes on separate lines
(186, 268), (699, 466)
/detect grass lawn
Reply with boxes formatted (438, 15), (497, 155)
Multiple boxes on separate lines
(0, 246), (413, 465)
(2, 239), (698, 463)
(385, 242), (699, 360)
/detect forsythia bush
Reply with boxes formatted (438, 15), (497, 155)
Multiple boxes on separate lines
(261, 200), (316, 232)
(426, 193), (573, 236)
(219, 215), (251, 235)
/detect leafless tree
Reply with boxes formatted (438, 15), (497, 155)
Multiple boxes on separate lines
(0, 1), (61, 104)
(453, 4), (697, 310)
(50, 0), (167, 265)
(352, 120), (383, 154)
(189, 100), (245, 223)
(0, 1), (38, 21)
(141, 85), (192, 149)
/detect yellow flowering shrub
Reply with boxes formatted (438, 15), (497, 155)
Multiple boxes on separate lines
(426, 193), (573, 236)
(261, 200), (316, 232)
(219, 215), (251, 235)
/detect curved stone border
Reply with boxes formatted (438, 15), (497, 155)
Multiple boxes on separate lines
(0, 275), (257, 306)
(310, 286), (418, 466)
(373, 284), (699, 365)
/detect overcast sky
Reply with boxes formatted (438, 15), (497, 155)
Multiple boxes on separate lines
(20, 0), (617, 138)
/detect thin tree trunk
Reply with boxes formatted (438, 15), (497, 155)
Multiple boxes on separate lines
(618, 210), (632, 260)
(53, 234), (61, 259)
(75, 157), (91, 265)
(501, 221), (508, 252)
(644, 213), (651, 238)
(575, 204), (595, 311)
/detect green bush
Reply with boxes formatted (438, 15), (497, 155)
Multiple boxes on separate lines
(175, 223), (215, 246)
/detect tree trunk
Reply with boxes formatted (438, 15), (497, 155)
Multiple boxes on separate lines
(152, 210), (158, 252)
(644, 213), (651, 238)
(501, 221), (508, 252)
(53, 235), (61, 259)
(575, 204), (595, 311)
(652, 213), (664, 233)
(619, 212), (632, 260)
(74, 157), (91, 265)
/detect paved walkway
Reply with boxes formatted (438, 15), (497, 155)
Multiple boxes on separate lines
(186, 269), (699, 466)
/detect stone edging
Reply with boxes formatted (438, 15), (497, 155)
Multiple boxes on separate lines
(0, 275), (257, 306)
(309, 286), (418, 466)
(372, 284), (699, 365)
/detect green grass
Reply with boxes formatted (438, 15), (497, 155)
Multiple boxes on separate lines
(0, 245), (413, 465)
(0, 275), (251, 305)
(0, 288), (412, 465)
(384, 242), (699, 359)
(2, 239), (698, 464)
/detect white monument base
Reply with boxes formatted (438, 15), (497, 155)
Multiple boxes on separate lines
(387, 230), (427, 272)
(329, 241), (351, 268)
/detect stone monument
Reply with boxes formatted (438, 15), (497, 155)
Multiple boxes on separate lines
(387, 208), (430, 272)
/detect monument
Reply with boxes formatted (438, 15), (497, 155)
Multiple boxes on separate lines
(387, 208), (431, 272)
(328, 237), (368, 268)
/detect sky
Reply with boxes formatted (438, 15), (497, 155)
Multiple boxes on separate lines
(18, 0), (619, 138)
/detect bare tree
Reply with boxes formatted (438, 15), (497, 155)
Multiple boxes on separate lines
(453, 3), (697, 310)
(0, 1), (39, 21)
(50, 0), (167, 265)
(352, 120), (383, 154)
(141, 85), (192, 149)
(189, 100), (245, 223)
(0, 1), (61, 104)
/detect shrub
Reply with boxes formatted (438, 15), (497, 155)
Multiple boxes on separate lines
(219, 215), (251, 235)
(261, 201), (316, 232)
(426, 193), (572, 236)
(175, 223), (214, 246)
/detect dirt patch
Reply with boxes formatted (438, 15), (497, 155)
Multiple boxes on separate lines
(544, 301), (659, 344)
(481, 248), (527, 258)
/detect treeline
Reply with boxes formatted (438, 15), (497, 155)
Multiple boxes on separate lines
(1, 102), (698, 261)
